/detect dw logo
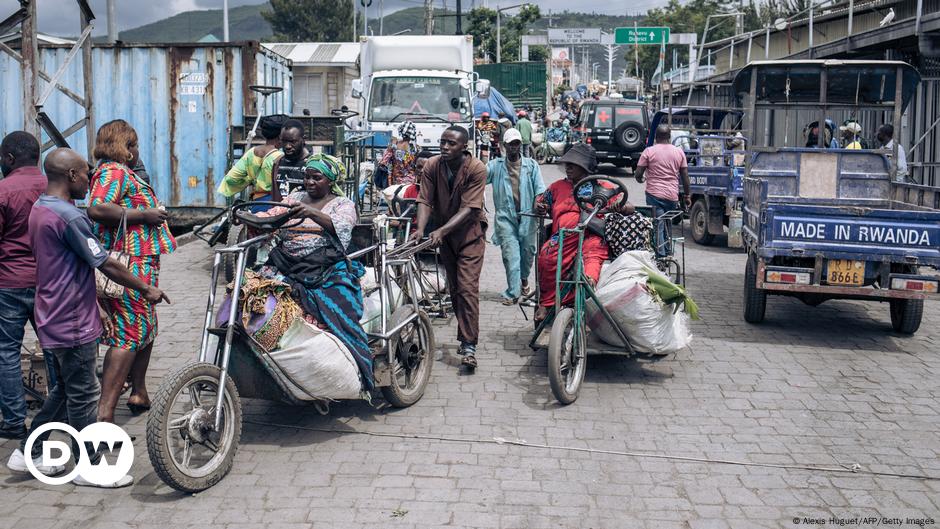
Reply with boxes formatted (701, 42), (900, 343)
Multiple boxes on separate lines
(24, 422), (134, 486)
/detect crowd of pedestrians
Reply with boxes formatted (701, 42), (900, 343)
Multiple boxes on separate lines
(0, 113), (690, 484)
(0, 126), (170, 488)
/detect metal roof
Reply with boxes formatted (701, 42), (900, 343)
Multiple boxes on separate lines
(261, 42), (360, 66)
(0, 30), (75, 45)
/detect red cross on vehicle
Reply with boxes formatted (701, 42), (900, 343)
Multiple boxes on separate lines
(597, 110), (611, 125)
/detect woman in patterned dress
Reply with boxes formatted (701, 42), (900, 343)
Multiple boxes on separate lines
(377, 121), (420, 187)
(87, 119), (177, 422)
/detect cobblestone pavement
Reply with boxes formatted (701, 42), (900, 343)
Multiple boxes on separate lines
(1, 163), (938, 529)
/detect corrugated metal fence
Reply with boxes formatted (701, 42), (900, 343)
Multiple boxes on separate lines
(0, 42), (292, 209)
(475, 61), (549, 109)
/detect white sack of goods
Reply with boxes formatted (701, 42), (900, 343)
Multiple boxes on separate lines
(359, 161), (375, 181)
(269, 317), (362, 401)
(360, 280), (404, 334)
(417, 262), (448, 294)
(584, 251), (699, 355)
(360, 266), (379, 293)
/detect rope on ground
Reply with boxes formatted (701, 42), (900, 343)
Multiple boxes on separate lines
(243, 419), (939, 482)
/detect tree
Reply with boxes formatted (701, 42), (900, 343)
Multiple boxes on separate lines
(262, 0), (354, 42)
(466, 5), (541, 62)
(529, 45), (550, 62)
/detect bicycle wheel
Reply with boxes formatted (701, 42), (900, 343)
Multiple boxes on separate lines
(656, 257), (682, 284)
(147, 362), (241, 493)
(547, 308), (586, 405)
(380, 307), (435, 408)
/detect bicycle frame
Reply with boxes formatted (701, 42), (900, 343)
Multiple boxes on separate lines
(652, 209), (686, 286)
(529, 204), (634, 354)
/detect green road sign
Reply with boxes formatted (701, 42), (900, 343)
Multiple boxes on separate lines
(614, 27), (671, 45)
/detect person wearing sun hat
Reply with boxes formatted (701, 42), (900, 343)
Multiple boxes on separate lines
(532, 143), (633, 324)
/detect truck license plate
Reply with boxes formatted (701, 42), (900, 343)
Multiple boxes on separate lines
(827, 259), (864, 286)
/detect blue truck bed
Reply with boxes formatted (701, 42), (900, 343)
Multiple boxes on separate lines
(690, 165), (745, 198)
(742, 149), (940, 311)
(744, 149), (940, 264)
(744, 179), (940, 266)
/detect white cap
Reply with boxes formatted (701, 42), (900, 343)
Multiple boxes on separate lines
(840, 121), (862, 134)
(503, 128), (522, 144)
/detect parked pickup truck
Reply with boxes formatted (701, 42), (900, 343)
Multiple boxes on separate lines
(736, 60), (939, 334)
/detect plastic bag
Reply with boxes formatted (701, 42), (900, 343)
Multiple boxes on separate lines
(584, 251), (692, 355)
(416, 260), (448, 294)
(360, 267), (379, 293)
(268, 318), (362, 401)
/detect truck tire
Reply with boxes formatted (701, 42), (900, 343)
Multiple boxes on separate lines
(889, 299), (923, 334)
(743, 254), (766, 323)
(614, 122), (644, 151)
(690, 199), (715, 246)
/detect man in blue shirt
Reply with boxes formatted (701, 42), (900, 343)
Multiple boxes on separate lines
(486, 128), (546, 305)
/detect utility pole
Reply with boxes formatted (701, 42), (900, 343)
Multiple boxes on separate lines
(496, 9), (501, 63)
(106, 0), (117, 43)
(632, 22), (639, 79)
(379, 0), (384, 35)
(455, 0), (462, 34)
(223, 0), (229, 42)
(362, 0), (368, 37)
(604, 43), (619, 92)
(424, 0), (434, 35)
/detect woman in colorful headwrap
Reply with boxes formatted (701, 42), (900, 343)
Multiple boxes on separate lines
(377, 121), (420, 187)
(255, 154), (373, 390)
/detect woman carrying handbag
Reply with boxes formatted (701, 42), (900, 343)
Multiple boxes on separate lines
(88, 119), (176, 422)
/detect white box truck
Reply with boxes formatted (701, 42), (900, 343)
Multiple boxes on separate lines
(352, 35), (481, 152)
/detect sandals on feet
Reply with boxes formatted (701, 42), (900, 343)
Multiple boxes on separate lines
(500, 297), (518, 306)
(461, 354), (477, 369)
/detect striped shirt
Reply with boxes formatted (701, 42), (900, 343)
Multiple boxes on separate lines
(89, 160), (177, 256)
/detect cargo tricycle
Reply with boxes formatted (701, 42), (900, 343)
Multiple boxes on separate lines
(526, 176), (691, 404)
(146, 202), (435, 492)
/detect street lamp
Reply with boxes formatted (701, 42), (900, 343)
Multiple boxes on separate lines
(496, 3), (529, 63)
(592, 62), (599, 81)
(392, 28), (412, 35)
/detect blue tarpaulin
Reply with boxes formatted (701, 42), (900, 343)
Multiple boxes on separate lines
(474, 87), (517, 124)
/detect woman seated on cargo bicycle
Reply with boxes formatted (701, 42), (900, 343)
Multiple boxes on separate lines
(532, 144), (636, 325)
(252, 154), (374, 390)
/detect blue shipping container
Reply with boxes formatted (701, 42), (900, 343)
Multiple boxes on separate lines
(0, 41), (292, 213)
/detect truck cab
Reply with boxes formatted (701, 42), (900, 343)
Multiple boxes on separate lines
(352, 36), (478, 152)
(736, 60), (939, 334)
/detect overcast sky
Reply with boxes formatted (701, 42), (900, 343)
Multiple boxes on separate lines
(0, 0), (664, 37)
